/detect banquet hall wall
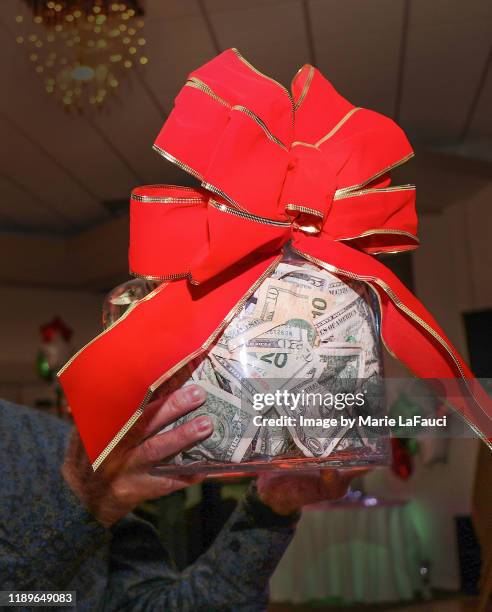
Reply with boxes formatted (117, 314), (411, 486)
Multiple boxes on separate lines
(367, 187), (492, 590)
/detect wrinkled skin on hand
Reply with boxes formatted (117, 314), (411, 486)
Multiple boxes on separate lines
(62, 384), (212, 526)
(257, 468), (369, 516)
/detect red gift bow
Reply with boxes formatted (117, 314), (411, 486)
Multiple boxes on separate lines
(59, 49), (492, 469)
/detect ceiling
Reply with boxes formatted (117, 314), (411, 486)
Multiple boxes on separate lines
(0, 0), (491, 237)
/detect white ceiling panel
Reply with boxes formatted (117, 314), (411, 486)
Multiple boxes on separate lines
(143, 54), (215, 102)
(0, 174), (69, 231)
(309, 0), (404, 116)
(88, 76), (169, 186)
(143, 17), (218, 94)
(206, 0), (291, 12)
(0, 116), (103, 228)
(400, 1), (491, 143)
(409, 0), (492, 26)
(143, 88), (176, 115)
(206, 0), (311, 87)
(145, 0), (202, 21)
(144, 15), (217, 60)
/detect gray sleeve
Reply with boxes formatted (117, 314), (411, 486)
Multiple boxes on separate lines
(104, 485), (299, 612)
(0, 401), (109, 591)
(0, 401), (297, 609)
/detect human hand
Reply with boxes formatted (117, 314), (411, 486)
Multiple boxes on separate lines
(62, 384), (212, 527)
(256, 468), (369, 516)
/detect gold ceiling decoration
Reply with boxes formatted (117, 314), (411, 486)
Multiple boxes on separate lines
(15, 1), (148, 113)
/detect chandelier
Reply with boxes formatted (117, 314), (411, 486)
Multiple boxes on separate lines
(15, 1), (148, 113)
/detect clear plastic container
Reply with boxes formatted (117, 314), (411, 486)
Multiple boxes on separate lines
(103, 247), (389, 476)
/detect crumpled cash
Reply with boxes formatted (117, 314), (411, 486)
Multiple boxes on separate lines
(159, 253), (386, 470)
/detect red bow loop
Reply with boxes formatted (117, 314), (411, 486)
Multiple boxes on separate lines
(154, 51), (293, 221)
(321, 181), (419, 255)
(129, 185), (209, 281)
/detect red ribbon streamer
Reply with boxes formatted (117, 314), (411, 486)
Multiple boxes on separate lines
(59, 49), (492, 469)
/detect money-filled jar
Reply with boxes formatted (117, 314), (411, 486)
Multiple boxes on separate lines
(103, 246), (390, 476)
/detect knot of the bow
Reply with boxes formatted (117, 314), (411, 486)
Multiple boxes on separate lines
(140, 48), (419, 284)
(281, 144), (338, 233)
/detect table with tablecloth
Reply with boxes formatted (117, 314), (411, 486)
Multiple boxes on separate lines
(270, 500), (427, 605)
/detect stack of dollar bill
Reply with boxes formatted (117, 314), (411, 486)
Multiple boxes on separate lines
(162, 257), (384, 468)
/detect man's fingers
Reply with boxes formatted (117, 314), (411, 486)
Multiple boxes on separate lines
(129, 473), (205, 501)
(131, 414), (214, 468)
(320, 468), (370, 500)
(333, 467), (370, 488)
(137, 385), (207, 439)
(148, 466), (205, 487)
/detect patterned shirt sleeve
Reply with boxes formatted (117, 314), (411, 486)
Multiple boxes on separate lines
(105, 485), (299, 612)
(1, 401), (298, 611)
(0, 401), (109, 591)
